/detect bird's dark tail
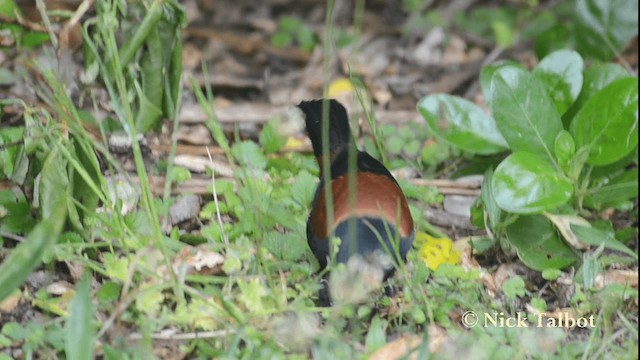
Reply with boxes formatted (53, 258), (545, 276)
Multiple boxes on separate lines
(297, 99), (353, 160)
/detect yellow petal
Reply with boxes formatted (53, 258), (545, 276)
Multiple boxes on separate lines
(283, 136), (305, 150)
(328, 78), (354, 97)
(415, 231), (461, 270)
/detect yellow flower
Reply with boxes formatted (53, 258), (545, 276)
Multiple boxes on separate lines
(328, 78), (354, 97)
(415, 232), (461, 270)
(283, 136), (305, 150)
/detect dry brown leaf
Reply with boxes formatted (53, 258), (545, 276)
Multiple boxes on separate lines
(427, 324), (451, 353)
(454, 238), (497, 296)
(595, 269), (638, 289)
(177, 124), (213, 145)
(0, 292), (21, 313)
(46, 281), (73, 296)
(368, 334), (422, 360)
(173, 245), (225, 276)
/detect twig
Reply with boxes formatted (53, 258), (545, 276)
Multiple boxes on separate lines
(128, 329), (231, 341)
(206, 146), (228, 246)
(0, 230), (26, 242)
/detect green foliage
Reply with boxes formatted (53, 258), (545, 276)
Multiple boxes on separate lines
(492, 152), (573, 214)
(501, 276), (526, 300)
(84, 0), (186, 132)
(453, 1), (638, 61)
(0, 0), (49, 48)
(569, 78), (638, 166)
(574, 0), (638, 60)
(418, 95), (508, 155)
(418, 49), (637, 271)
(271, 16), (318, 53)
(65, 275), (95, 360)
(506, 215), (580, 271)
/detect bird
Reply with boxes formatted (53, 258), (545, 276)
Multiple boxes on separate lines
(297, 99), (415, 305)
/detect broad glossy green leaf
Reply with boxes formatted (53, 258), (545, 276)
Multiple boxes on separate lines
(554, 130), (575, 174)
(490, 66), (563, 161)
(492, 152), (572, 213)
(533, 50), (584, 115)
(570, 77), (638, 166)
(584, 169), (638, 209)
(481, 168), (502, 228)
(479, 60), (524, 105)
(506, 215), (579, 271)
(574, 0), (639, 61)
(563, 63), (630, 123)
(571, 224), (637, 259)
(65, 275), (95, 360)
(534, 24), (574, 59)
(418, 94), (508, 154)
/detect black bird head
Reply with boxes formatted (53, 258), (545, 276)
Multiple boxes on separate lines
(297, 99), (354, 161)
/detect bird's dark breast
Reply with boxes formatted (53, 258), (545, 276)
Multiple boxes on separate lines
(308, 172), (414, 241)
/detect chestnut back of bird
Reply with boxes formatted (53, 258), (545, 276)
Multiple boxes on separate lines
(297, 99), (415, 280)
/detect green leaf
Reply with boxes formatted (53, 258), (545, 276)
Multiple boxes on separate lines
(365, 316), (387, 353)
(20, 31), (49, 48)
(563, 63), (630, 123)
(96, 282), (122, 304)
(532, 50), (584, 115)
(263, 231), (308, 262)
(386, 135), (404, 155)
(480, 60), (525, 105)
(232, 141), (267, 170)
(492, 152), (573, 214)
(0, 210), (66, 302)
(570, 77), (638, 166)
(135, 28), (164, 132)
(38, 147), (69, 221)
(584, 169), (638, 209)
(0, 0), (19, 18)
(506, 215), (579, 271)
(571, 224), (637, 259)
(65, 275), (95, 360)
(290, 170), (317, 207)
(271, 31), (292, 47)
(481, 168), (502, 228)
(259, 122), (287, 154)
(0, 193), (36, 233)
(541, 269), (563, 281)
(0, 126), (25, 179)
(544, 212), (592, 250)
(418, 94), (508, 154)
(554, 130), (575, 174)
(491, 20), (515, 48)
(103, 254), (129, 282)
(534, 24), (574, 59)
(403, 139), (421, 156)
(502, 276), (526, 300)
(574, 0), (639, 61)
(490, 66), (563, 161)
